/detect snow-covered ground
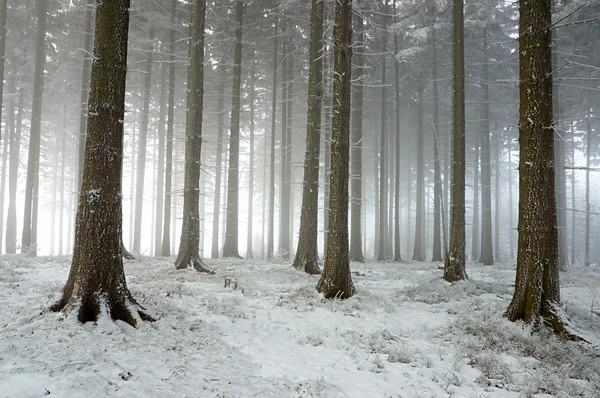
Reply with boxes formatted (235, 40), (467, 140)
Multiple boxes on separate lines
(1, 255), (599, 397)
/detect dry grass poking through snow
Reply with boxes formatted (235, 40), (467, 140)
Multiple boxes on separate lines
(0, 255), (599, 397)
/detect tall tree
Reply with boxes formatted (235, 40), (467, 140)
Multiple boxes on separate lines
(316, 0), (355, 299)
(412, 72), (425, 261)
(5, 82), (23, 254)
(504, 0), (576, 338)
(175, 0), (212, 272)
(267, 18), (278, 259)
(154, 57), (167, 256)
(350, 9), (366, 263)
(76, 0), (94, 193)
(279, 16), (290, 259)
(585, 115), (591, 267)
(247, 62), (256, 259)
(472, 133), (480, 261)
(22, 0), (48, 255)
(293, 0), (324, 274)
(51, 0), (152, 326)
(479, 29), (494, 265)
(133, 28), (154, 253)
(222, 0), (244, 258)
(210, 58), (227, 259)
(161, 0), (178, 257)
(444, 0), (467, 282)
(377, 0), (389, 262)
(430, 1), (442, 262)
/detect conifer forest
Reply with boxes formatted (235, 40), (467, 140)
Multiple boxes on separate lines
(0, 0), (599, 397)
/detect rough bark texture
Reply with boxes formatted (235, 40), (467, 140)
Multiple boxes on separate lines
(504, 0), (580, 340)
(316, 0), (355, 299)
(293, 0), (324, 275)
(444, 0), (467, 282)
(76, 0), (93, 196)
(479, 31), (494, 266)
(222, 0), (243, 259)
(51, 0), (152, 327)
(22, 0), (47, 255)
(161, 0), (177, 257)
(175, 0), (211, 273)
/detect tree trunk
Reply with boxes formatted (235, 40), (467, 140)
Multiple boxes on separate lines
(0, 0), (7, 253)
(494, 127), (501, 260)
(316, 0), (355, 299)
(175, 0), (212, 272)
(471, 132), (480, 262)
(222, 0), (243, 258)
(247, 63), (256, 259)
(585, 115), (590, 267)
(508, 138), (515, 259)
(58, 102), (67, 255)
(479, 30), (494, 265)
(392, 2), (402, 262)
(51, 0), (152, 327)
(161, 0), (177, 257)
(267, 19), (278, 260)
(377, 1), (388, 262)
(133, 29), (154, 254)
(210, 59), (226, 259)
(412, 73), (425, 262)
(293, 0), (324, 274)
(76, 0), (93, 196)
(154, 56), (167, 256)
(444, 0), (467, 282)
(5, 75), (19, 254)
(22, 0), (47, 255)
(431, 3), (442, 262)
(351, 10), (366, 262)
(571, 123), (576, 265)
(505, 0), (576, 339)
(322, 48), (332, 255)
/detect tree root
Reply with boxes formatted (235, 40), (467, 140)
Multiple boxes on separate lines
(176, 255), (215, 273)
(51, 295), (155, 327)
(293, 257), (322, 275)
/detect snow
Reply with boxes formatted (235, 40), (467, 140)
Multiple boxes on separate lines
(1, 255), (599, 397)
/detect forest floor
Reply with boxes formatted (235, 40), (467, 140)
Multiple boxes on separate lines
(1, 255), (599, 398)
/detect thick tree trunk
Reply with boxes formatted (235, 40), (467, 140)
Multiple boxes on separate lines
(58, 103), (67, 255)
(444, 0), (467, 282)
(392, 7), (402, 262)
(76, 0), (93, 195)
(133, 29), (154, 254)
(22, 0), (47, 255)
(494, 129), (501, 260)
(51, 0), (152, 326)
(267, 19), (278, 259)
(479, 31), (494, 265)
(161, 0), (177, 257)
(293, 0), (324, 274)
(175, 0), (212, 273)
(412, 73), (425, 262)
(0, 0), (7, 253)
(504, 0), (578, 339)
(316, 0), (355, 299)
(350, 11), (365, 263)
(222, 0), (243, 258)
(508, 139), (515, 259)
(322, 49), (332, 255)
(6, 80), (23, 254)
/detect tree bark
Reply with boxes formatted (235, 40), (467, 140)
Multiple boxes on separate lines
(133, 29), (154, 254)
(472, 132), (480, 262)
(351, 10), (366, 263)
(585, 115), (590, 267)
(247, 63), (256, 259)
(22, 0), (47, 255)
(222, 0), (244, 258)
(6, 83), (24, 254)
(412, 73), (425, 262)
(316, 0), (355, 299)
(377, 0), (389, 262)
(175, 0), (212, 272)
(431, 2), (442, 262)
(154, 56), (167, 256)
(504, 0), (577, 339)
(293, 0), (324, 274)
(444, 0), (467, 282)
(267, 19), (278, 259)
(161, 0), (178, 257)
(479, 30), (494, 265)
(51, 0), (152, 326)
